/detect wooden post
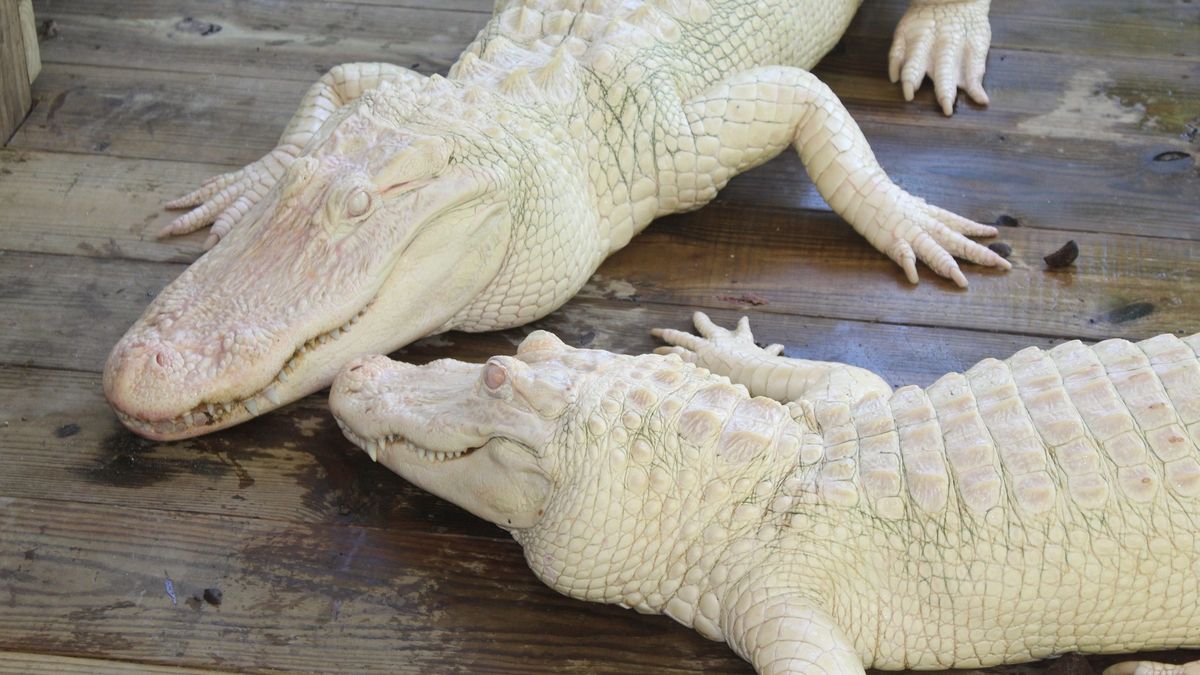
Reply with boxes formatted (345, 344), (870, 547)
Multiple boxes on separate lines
(1, 0), (40, 143)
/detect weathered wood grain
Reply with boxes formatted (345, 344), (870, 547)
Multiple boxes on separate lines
(0, 245), (1084, 383)
(30, 0), (1199, 144)
(816, 37), (1200, 143)
(0, 652), (225, 674)
(0, 149), (232, 264)
(2, 461), (1199, 675)
(316, 0), (1200, 62)
(592, 204), (1200, 341)
(10, 62), (1196, 240)
(1, 232), (1195, 393)
(31, 0), (487, 83)
(17, 0), (38, 82)
(0, 0), (34, 143)
(0, 496), (750, 673)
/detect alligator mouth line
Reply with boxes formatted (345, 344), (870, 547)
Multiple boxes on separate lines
(335, 420), (481, 464)
(115, 303), (374, 437)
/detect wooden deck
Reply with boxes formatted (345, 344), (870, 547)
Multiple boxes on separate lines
(1, 1), (1198, 672)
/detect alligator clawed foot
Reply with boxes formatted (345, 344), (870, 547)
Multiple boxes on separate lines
(854, 184), (1010, 288)
(161, 146), (296, 249)
(888, 0), (992, 115)
(651, 312), (771, 372)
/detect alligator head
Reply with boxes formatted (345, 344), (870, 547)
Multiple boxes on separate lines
(328, 331), (600, 529)
(105, 81), (587, 440)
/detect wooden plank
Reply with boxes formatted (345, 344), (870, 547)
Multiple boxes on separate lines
(31, 0), (487, 82)
(0, 496), (749, 673)
(0, 245), (1072, 383)
(17, 0), (38, 82)
(8, 64), (1197, 240)
(2, 222), (1197, 386)
(815, 37), (1200, 143)
(2, 476), (1199, 675)
(0, 149), (233, 264)
(846, 0), (1200, 61)
(2, 144), (1195, 273)
(294, 0), (1200, 63)
(25, 2), (1200, 148)
(592, 204), (1200, 341)
(0, 0), (33, 143)
(0, 652), (224, 674)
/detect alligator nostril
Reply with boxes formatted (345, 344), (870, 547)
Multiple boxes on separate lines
(155, 352), (168, 367)
(349, 365), (363, 372)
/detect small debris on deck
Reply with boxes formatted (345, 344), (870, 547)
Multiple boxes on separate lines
(174, 17), (222, 36)
(163, 574), (178, 606)
(202, 587), (223, 606)
(987, 242), (1013, 259)
(1043, 240), (1080, 269)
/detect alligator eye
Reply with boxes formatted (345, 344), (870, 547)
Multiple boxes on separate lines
(346, 189), (371, 218)
(483, 362), (507, 390)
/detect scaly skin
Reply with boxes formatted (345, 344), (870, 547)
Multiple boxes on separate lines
(107, 0), (1007, 439)
(331, 315), (1200, 674)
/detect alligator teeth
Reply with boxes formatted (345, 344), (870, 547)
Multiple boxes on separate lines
(277, 369), (289, 383)
(263, 386), (280, 405)
(330, 328), (341, 339)
(364, 440), (379, 462)
(244, 398), (259, 415)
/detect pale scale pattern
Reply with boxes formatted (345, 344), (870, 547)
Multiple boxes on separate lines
(499, 319), (1200, 673)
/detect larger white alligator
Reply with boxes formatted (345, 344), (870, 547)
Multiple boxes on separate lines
(105, 0), (1008, 440)
(330, 313), (1200, 674)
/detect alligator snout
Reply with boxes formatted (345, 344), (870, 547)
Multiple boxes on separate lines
(334, 354), (398, 395)
(103, 339), (193, 428)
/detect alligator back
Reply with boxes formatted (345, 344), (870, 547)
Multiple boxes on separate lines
(463, 0), (863, 96)
(790, 334), (1200, 668)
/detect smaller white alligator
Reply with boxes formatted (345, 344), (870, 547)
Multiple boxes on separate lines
(331, 313), (1200, 674)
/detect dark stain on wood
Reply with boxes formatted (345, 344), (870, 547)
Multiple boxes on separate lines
(994, 214), (1020, 227)
(1153, 150), (1191, 162)
(82, 427), (231, 488)
(1094, 301), (1156, 325)
(66, 601), (137, 623)
(54, 423), (80, 438)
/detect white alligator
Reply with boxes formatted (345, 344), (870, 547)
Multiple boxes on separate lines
(330, 313), (1200, 674)
(105, 0), (1008, 440)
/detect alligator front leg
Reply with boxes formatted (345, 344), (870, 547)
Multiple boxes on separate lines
(889, 0), (992, 115)
(161, 63), (426, 248)
(1106, 660), (1200, 675)
(652, 311), (892, 405)
(674, 66), (1009, 287)
(722, 583), (865, 675)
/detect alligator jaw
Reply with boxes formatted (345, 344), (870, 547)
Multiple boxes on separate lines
(109, 303), (376, 440)
(334, 419), (481, 464)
